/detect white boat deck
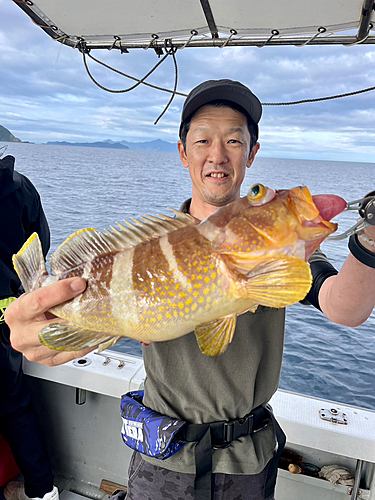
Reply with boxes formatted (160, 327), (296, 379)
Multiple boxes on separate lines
(23, 350), (375, 500)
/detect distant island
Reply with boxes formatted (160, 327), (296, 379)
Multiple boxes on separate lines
(46, 139), (177, 153)
(0, 124), (177, 153)
(0, 125), (21, 143)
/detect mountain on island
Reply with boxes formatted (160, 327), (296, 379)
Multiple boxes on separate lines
(46, 139), (177, 153)
(46, 141), (129, 150)
(0, 125), (21, 143)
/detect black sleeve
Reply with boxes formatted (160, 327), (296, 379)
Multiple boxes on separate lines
(304, 260), (338, 311)
(29, 192), (51, 259)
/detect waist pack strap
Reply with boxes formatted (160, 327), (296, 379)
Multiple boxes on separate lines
(180, 406), (269, 500)
(264, 409), (286, 499)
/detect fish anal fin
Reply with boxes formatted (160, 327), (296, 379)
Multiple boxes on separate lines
(235, 257), (312, 308)
(195, 315), (237, 356)
(39, 322), (118, 352)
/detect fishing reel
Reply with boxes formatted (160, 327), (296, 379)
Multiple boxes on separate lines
(327, 190), (375, 241)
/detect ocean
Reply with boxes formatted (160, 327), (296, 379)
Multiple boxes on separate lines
(2, 142), (375, 411)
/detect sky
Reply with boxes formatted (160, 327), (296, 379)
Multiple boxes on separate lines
(1, 0), (375, 162)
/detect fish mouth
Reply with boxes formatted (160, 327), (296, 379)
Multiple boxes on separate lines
(312, 194), (347, 222)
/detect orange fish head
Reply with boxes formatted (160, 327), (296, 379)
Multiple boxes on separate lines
(246, 184), (346, 257)
(217, 184), (346, 260)
(285, 186), (347, 258)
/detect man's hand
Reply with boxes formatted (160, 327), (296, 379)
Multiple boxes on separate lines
(5, 277), (95, 366)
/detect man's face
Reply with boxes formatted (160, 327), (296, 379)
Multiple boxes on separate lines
(178, 105), (259, 209)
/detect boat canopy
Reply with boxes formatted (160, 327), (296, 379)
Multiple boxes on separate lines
(13, 0), (375, 50)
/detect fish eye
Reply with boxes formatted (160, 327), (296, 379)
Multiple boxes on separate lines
(248, 184), (265, 201)
(247, 184), (276, 206)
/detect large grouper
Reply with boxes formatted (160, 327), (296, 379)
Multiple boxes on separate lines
(13, 184), (346, 356)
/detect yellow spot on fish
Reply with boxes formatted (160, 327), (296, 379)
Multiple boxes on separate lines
(175, 284), (180, 291)
(159, 306), (164, 311)
(168, 291), (175, 296)
(205, 304), (211, 311)
(185, 308), (190, 313)
(179, 311), (184, 317)
(179, 292), (187, 298)
(204, 277), (210, 283)
(178, 302), (184, 309)
(186, 297), (192, 305)
(191, 303), (197, 311)
(198, 297), (204, 304)
(211, 284), (216, 292)
(157, 315), (162, 321)
(203, 288), (209, 295)
(211, 273), (216, 279)
(166, 313), (172, 319)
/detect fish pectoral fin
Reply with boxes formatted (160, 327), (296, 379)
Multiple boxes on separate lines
(39, 322), (120, 351)
(195, 315), (237, 356)
(238, 257), (312, 308)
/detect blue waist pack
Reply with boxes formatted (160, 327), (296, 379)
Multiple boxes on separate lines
(120, 390), (187, 459)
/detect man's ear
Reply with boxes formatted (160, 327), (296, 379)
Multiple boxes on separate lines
(246, 142), (260, 168)
(178, 141), (189, 169)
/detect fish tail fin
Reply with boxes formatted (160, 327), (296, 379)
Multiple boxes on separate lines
(12, 233), (48, 293)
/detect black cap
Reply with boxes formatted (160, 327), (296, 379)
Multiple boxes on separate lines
(179, 79), (262, 139)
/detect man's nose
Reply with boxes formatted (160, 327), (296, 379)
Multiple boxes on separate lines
(208, 142), (228, 164)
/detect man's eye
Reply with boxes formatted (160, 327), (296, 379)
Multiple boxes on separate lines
(228, 139), (240, 144)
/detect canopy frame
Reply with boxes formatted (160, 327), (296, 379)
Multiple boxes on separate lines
(12, 0), (375, 50)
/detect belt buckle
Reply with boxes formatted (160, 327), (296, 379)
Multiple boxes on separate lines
(212, 422), (233, 450)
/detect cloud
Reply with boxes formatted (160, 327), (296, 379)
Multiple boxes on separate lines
(1, 0), (375, 162)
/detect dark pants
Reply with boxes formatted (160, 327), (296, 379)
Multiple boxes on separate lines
(0, 323), (54, 498)
(125, 451), (276, 500)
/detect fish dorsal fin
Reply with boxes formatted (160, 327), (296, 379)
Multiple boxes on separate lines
(195, 315), (237, 356)
(39, 321), (121, 351)
(227, 256), (312, 309)
(50, 210), (196, 274)
(50, 228), (120, 274)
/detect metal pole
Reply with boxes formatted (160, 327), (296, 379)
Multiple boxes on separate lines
(351, 459), (363, 500)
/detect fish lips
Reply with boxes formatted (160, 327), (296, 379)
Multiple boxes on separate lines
(312, 194), (347, 222)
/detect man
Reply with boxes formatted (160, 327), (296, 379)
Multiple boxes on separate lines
(0, 154), (59, 500)
(5, 80), (375, 500)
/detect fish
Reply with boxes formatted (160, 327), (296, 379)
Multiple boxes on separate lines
(13, 184), (346, 356)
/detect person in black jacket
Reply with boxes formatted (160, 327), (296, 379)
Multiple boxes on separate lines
(0, 154), (58, 500)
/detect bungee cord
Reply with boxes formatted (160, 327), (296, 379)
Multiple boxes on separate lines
(80, 43), (375, 122)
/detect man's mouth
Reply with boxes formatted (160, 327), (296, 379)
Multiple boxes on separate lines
(206, 172), (229, 179)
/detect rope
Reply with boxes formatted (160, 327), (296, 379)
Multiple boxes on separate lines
(83, 50), (172, 94)
(154, 40), (179, 124)
(82, 50), (187, 97)
(263, 85), (375, 106)
(79, 44), (375, 116)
